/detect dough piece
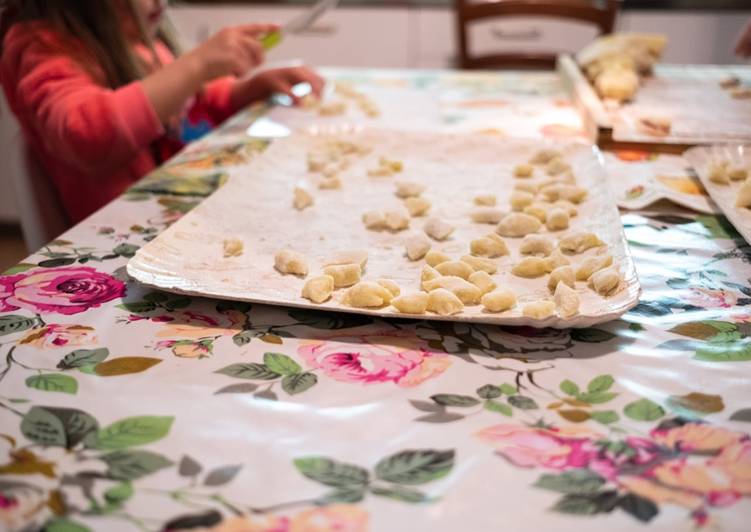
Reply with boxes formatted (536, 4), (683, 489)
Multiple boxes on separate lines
(481, 287), (517, 313)
(510, 191), (534, 211)
(293, 186), (314, 211)
(474, 194), (497, 206)
(514, 164), (534, 178)
(595, 67), (639, 102)
(575, 254), (613, 281)
(384, 207), (410, 231)
(302, 275), (335, 303)
(404, 196), (432, 217)
(425, 250), (451, 267)
(436, 260), (475, 280)
(470, 234), (509, 258)
(346, 281), (393, 308)
(496, 213), (542, 238)
(544, 249), (571, 273)
(377, 279), (401, 298)
(395, 180), (425, 198)
(424, 217), (455, 241)
(369, 157), (403, 177)
(729, 166), (748, 181)
(274, 249), (308, 276)
(318, 176), (342, 190)
(427, 288), (464, 316)
(736, 179), (751, 208)
(540, 184), (588, 204)
(546, 208), (570, 232)
(529, 149), (560, 165)
(547, 265), (575, 292)
(469, 270), (497, 295)
(362, 210), (386, 230)
(553, 199), (578, 217)
(511, 257), (547, 278)
(520, 234), (554, 257)
(391, 292), (428, 314)
(731, 87), (751, 100)
(720, 76), (741, 89)
(545, 157), (570, 176)
(708, 162), (729, 184)
(523, 203), (548, 223)
(323, 263), (362, 288)
(636, 116), (672, 138)
(554, 282), (580, 318)
(318, 100), (347, 116)
(405, 233), (431, 261)
(471, 207), (505, 224)
(514, 182), (539, 195)
(424, 276), (481, 304)
(461, 254), (497, 274)
(223, 239), (243, 258)
(522, 300), (556, 319)
(421, 265), (441, 289)
(559, 232), (605, 254)
(323, 250), (368, 271)
(589, 267), (621, 296)
(307, 153), (328, 172)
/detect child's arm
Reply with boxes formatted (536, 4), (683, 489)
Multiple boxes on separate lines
(736, 20), (751, 58)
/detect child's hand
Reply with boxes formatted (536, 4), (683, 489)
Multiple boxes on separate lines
(736, 20), (751, 58)
(193, 24), (280, 80)
(246, 66), (325, 104)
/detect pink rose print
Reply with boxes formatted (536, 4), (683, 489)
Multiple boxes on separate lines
(298, 330), (450, 387)
(0, 267), (125, 315)
(651, 423), (745, 453)
(684, 288), (737, 310)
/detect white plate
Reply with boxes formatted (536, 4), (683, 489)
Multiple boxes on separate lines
(127, 128), (641, 328)
(685, 144), (751, 243)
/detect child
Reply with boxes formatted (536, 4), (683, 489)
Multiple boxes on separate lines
(0, 0), (324, 224)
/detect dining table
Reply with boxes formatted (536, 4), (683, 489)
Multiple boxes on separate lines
(1, 67), (750, 532)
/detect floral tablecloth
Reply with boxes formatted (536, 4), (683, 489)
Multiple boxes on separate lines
(1, 68), (750, 532)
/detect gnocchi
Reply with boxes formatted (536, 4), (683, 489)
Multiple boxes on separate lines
(736, 179), (751, 208)
(404, 233), (431, 261)
(318, 176), (342, 190)
(302, 275), (335, 303)
(510, 191), (534, 211)
(223, 239), (243, 258)
(496, 213), (542, 238)
(512, 257), (547, 278)
(323, 263), (362, 288)
(461, 254), (498, 274)
(520, 234), (554, 257)
(424, 217), (455, 241)
(514, 182), (539, 195)
(543, 249), (571, 273)
(369, 157), (404, 177)
(522, 300), (556, 319)
(547, 265), (575, 292)
(708, 162), (729, 184)
(362, 210), (386, 230)
(589, 267), (621, 296)
(469, 270), (497, 295)
(553, 199), (578, 217)
(470, 233), (509, 258)
(729, 166), (749, 181)
(470, 207), (505, 224)
(481, 287), (517, 313)
(395, 180), (425, 198)
(427, 288), (464, 316)
(436, 260), (475, 280)
(391, 292), (429, 314)
(323, 249), (368, 271)
(423, 276), (481, 304)
(384, 207), (410, 231)
(559, 232), (605, 254)
(293, 186), (314, 211)
(529, 149), (560, 165)
(540, 184), (587, 204)
(554, 282), (580, 318)
(575, 254), (613, 281)
(404, 196), (432, 217)
(545, 157), (570, 176)
(345, 281), (393, 308)
(274, 249), (308, 277)
(420, 265), (441, 289)
(523, 203), (548, 223)
(377, 279), (401, 298)
(474, 194), (497, 206)
(546, 207), (570, 231)
(514, 164), (534, 178)
(425, 250), (451, 267)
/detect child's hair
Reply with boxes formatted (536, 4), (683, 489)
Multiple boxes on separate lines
(0, 0), (181, 89)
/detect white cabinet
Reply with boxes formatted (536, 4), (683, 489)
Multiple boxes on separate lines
(168, 5), (412, 68)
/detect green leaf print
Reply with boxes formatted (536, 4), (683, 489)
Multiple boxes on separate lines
(317, 487), (366, 504)
(370, 485), (429, 503)
(570, 328), (615, 343)
(577, 391), (618, 404)
(476, 385), (502, 399)
(57, 348), (109, 370)
(507, 396), (538, 410)
(287, 309), (373, 330)
(42, 518), (91, 532)
(282, 373), (317, 395)
(113, 243), (139, 258)
(430, 394), (480, 407)
(587, 375), (614, 393)
(89, 416), (174, 450)
(552, 491), (619, 515)
(294, 457), (369, 487)
(375, 449), (454, 485)
(694, 340), (751, 361)
(696, 215), (740, 240)
(215, 363), (281, 380)
(499, 384), (517, 395)
(590, 411), (620, 425)
(0, 314), (39, 336)
(104, 482), (134, 505)
(618, 493), (659, 523)
(730, 408), (751, 422)
(21, 406), (99, 448)
(25, 374), (78, 395)
(3, 262), (36, 275)
(534, 470), (605, 495)
(100, 450), (173, 480)
(484, 400), (512, 416)
(263, 352), (302, 375)
(204, 465), (242, 486)
(623, 399), (665, 421)
(232, 331), (254, 346)
(560, 380), (579, 396)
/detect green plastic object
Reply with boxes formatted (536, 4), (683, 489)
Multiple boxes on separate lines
(260, 31), (282, 50)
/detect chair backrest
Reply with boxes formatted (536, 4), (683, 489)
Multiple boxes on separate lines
(455, 0), (619, 70)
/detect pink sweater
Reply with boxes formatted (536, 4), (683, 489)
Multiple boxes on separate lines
(1, 23), (237, 224)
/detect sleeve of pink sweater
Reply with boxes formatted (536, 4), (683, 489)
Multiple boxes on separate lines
(1, 25), (164, 174)
(201, 76), (237, 125)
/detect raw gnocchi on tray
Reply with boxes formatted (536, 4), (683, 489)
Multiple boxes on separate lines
(127, 128), (641, 328)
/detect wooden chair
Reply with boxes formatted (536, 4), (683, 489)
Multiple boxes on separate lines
(455, 0), (620, 70)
